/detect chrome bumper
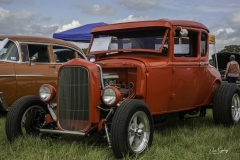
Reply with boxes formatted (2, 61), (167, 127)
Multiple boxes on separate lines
(0, 92), (9, 111)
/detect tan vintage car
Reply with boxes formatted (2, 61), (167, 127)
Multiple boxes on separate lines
(0, 35), (87, 112)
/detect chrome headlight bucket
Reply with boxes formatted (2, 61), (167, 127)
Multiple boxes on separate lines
(102, 86), (121, 107)
(39, 84), (56, 103)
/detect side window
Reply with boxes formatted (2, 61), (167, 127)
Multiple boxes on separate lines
(174, 30), (198, 57)
(0, 41), (19, 61)
(155, 37), (168, 50)
(21, 44), (50, 63)
(201, 33), (207, 57)
(173, 37), (189, 54)
(76, 52), (85, 59)
(27, 44), (49, 63)
(53, 46), (75, 63)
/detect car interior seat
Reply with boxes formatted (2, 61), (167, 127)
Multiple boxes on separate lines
(54, 53), (59, 63)
(37, 48), (49, 62)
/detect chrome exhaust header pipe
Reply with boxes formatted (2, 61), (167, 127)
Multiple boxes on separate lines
(40, 129), (86, 136)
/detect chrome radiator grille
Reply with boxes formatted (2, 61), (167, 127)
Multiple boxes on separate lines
(58, 66), (90, 131)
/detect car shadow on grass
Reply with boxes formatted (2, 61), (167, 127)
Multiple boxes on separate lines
(153, 110), (216, 134)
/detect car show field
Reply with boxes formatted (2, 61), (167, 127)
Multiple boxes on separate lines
(1, 1), (240, 160)
(1, 111), (240, 160)
(3, 19), (240, 159)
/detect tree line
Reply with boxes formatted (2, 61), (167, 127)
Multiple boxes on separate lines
(219, 45), (240, 53)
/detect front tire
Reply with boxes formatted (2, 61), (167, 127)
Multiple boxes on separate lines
(213, 83), (240, 126)
(110, 99), (153, 158)
(5, 95), (48, 142)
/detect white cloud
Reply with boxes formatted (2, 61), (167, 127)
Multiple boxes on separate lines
(39, 16), (52, 23)
(113, 15), (149, 23)
(0, 0), (32, 4)
(215, 37), (240, 52)
(209, 10), (240, 51)
(0, 0), (13, 4)
(92, 5), (114, 15)
(185, 16), (197, 21)
(226, 11), (240, 29)
(118, 0), (160, 10)
(0, 7), (58, 37)
(72, 2), (115, 15)
(0, 7), (9, 20)
(70, 41), (89, 49)
(20, 0), (34, 4)
(215, 28), (235, 35)
(213, 28), (240, 51)
(56, 20), (81, 33)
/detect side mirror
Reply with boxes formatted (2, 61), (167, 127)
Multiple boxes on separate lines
(31, 56), (37, 62)
(29, 56), (36, 65)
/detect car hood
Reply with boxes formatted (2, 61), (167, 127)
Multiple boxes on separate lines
(95, 53), (169, 68)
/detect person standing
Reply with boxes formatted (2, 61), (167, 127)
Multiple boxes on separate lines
(223, 55), (240, 83)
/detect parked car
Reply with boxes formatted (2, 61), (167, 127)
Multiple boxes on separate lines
(5, 20), (240, 158)
(0, 35), (87, 112)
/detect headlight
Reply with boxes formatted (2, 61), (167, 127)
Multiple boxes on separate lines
(102, 86), (121, 107)
(39, 84), (56, 103)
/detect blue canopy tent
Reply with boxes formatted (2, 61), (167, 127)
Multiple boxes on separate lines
(52, 22), (107, 42)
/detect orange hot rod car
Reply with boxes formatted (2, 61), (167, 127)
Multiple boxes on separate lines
(5, 20), (240, 158)
(0, 35), (87, 112)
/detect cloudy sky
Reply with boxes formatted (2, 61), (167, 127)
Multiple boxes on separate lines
(0, 0), (240, 52)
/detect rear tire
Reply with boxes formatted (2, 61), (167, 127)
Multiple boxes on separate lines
(5, 95), (48, 142)
(110, 99), (153, 158)
(213, 83), (240, 126)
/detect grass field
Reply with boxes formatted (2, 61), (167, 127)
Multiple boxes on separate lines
(0, 110), (240, 160)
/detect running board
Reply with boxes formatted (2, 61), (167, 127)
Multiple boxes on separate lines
(40, 129), (86, 136)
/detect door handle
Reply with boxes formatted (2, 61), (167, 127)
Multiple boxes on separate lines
(199, 62), (204, 66)
(49, 66), (56, 69)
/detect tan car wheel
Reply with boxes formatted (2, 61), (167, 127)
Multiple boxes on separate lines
(5, 95), (48, 142)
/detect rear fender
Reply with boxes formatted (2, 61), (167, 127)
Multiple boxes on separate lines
(203, 80), (221, 105)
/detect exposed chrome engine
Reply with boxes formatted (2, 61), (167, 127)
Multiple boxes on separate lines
(103, 73), (135, 101)
(97, 65), (137, 104)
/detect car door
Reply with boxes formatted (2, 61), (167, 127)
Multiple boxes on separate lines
(196, 32), (214, 105)
(14, 43), (58, 100)
(168, 30), (200, 111)
(0, 39), (19, 107)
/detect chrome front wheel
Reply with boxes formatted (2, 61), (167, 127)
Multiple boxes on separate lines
(110, 99), (153, 159)
(231, 93), (240, 123)
(213, 83), (240, 126)
(128, 111), (150, 154)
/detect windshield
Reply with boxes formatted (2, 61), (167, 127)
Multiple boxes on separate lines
(0, 40), (19, 61)
(89, 28), (168, 54)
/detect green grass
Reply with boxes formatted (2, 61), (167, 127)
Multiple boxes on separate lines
(0, 110), (240, 160)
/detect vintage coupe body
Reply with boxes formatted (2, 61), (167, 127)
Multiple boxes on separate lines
(0, 35), (86, 112)
(6, 20), (240, 158)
